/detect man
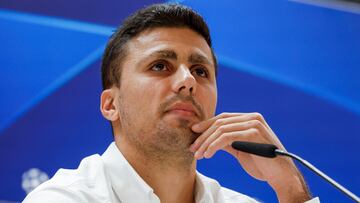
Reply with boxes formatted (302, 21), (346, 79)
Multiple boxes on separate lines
(24, 3), (320, 203)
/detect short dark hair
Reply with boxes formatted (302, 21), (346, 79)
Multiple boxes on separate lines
(101, 3), (217, 90)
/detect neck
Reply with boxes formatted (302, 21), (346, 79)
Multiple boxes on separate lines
(115, 135), (197, 203)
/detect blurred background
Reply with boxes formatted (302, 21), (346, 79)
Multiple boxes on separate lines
(0, 0), (359, 202)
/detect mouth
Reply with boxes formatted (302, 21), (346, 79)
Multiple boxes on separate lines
(165, 102), (199, 118)
(167, 109), (196, 117)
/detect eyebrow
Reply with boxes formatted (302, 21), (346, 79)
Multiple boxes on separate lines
(148, 50), (177, 60)
(188, 53), (212, 66)
(144, 49), (212, 66)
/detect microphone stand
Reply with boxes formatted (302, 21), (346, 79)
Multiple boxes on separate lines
(275, 149), (360, 203)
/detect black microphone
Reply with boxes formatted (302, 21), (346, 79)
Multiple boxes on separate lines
(231, 141), (360, 203)
(231, 141), (277, 158)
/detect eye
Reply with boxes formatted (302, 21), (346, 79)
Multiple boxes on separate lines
(192, 66), (209, 78)
(151, 62), (169, 72)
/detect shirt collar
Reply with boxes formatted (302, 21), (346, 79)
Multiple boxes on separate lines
(101, 142), (219, 203)
(195, 172), (217, 203)
(101, 142), (155, 203)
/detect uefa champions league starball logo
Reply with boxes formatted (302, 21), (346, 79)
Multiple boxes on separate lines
(21, 168), (49, 194)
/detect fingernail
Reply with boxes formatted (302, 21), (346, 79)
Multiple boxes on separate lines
(204, 151), (210, 158)
(194, 151), (203, 160)
(194, 151), (200, 158)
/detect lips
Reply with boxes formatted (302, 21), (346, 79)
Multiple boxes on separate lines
(166, 102), (198, 117)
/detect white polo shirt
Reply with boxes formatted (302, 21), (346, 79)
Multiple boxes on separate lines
(23, 142), (320, 203)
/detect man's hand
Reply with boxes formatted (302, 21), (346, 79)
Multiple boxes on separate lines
(190, 112), (312, 203)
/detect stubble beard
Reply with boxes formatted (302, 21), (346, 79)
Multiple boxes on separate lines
(118, 99), (199, 170)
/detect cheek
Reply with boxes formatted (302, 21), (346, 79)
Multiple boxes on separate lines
(121, 76), (166, 116)
(119, 81), (145, 117)
(205, 96), (217, 117)
(198, 86), (217, 118)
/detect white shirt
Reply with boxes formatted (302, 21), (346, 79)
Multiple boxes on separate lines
(23, 142), (320, 203)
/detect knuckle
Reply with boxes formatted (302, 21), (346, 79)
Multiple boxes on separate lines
(252, 112), (264, 121)
(217, 125), (227, 134)
(214, 118), (225, 127)
(220, 112), (231, 118)
(250, 119), (262, 128)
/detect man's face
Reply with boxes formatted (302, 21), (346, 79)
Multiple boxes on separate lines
(115, 27), (217, 157)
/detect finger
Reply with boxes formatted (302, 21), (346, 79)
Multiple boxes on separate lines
(190, 114), (251, 152)
(193, 120), (263, 158)
(190, 117), (231, 153)
(193, 122), (240, 158)
(203, 128), (262, 159)
(192, 112), (244, 133)
(191, 118), (270, 153)
(192, 112), (271, 133)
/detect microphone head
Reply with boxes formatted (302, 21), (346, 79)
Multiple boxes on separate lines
(231, 141), (278, 158)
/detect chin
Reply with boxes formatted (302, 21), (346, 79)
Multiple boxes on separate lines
(164, 116), (193, 128)
(154, 118), (198, 150)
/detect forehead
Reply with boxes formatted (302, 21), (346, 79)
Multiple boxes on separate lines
(125, 27), (214, 65)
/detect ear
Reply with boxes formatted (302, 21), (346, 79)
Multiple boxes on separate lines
(100, 88), (119, 121)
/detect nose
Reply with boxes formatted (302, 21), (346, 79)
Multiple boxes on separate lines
(172, 65), (196, 95)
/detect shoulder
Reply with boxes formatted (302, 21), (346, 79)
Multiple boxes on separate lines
(23, 154), (111, 203)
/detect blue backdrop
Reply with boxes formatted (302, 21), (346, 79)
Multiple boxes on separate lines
(0, 0), (359, 202)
